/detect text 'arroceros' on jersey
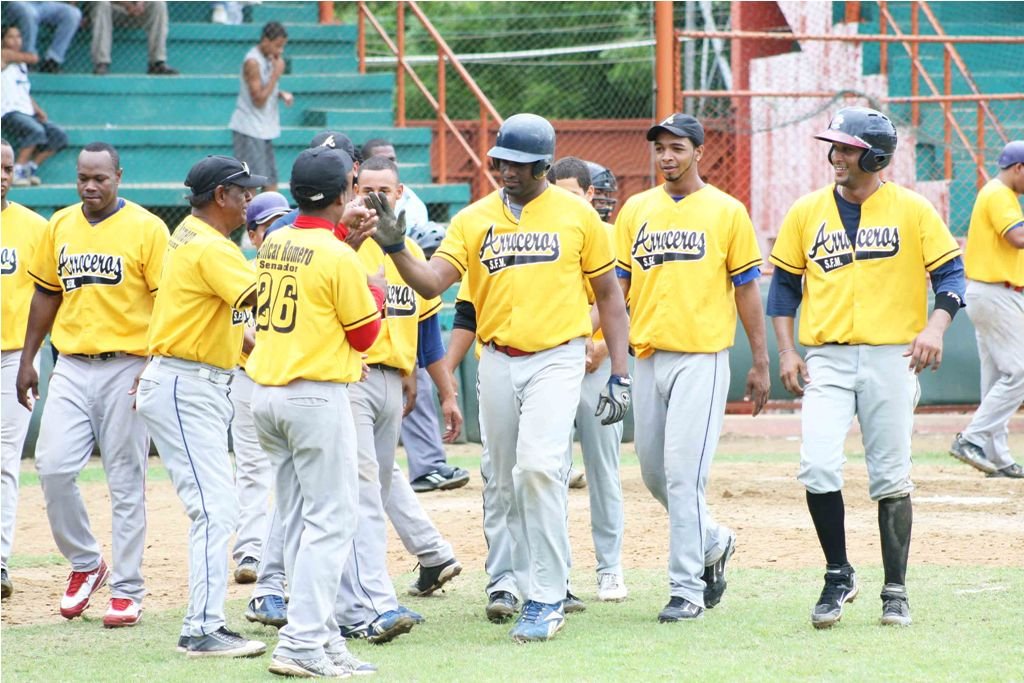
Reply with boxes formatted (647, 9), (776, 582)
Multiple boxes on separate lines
(807, 221), (902, 274)
(385, 283), (417, 318)
(477, 224), (561, 274)
(0, 247), (17, 276)
(255, 272), (298, 333)
(629, 222), (707, 271)
(56, 244), (125, 290)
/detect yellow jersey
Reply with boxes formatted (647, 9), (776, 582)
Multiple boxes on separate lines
(246, 225), (380, 385)
(358, 238), (441, 374)
(615, 184), (762, 357)
(770, 182), (960, 346)
(147, 215), (257, 369)
(434, 184), (614, 353)
(28, 200), (169, 356)
(1, 201), (48, 351)
(963, 178), (1024, 287)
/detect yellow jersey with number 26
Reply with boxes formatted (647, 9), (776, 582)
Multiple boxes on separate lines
(1, 202), (48, 351)
(246, 225), (380, 386)
(964, 178), (1024, 287)
(616, 184), (762, 357)
(770, 182), (960, 347)
(28, 200), (169, 356)
(435, 184), (613, 353)
(147, 215), (257, 369)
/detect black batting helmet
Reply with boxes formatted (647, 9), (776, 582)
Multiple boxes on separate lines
(489, 113), (555, 179)
(814, 107), (897, 173)
(585, 161), (618, 193)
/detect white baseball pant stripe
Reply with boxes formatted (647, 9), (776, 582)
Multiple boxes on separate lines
(136, 357), (237, 636)
(386, 461), (455, 568)
(2, 349), (37, 570)
(478, 339), (585, 605)
(34, 354), (149, 601)
(634, 350), (732, 608)
(478, 372), (517, 598)
(963, 280), (1024, 469)
(573, 356), (625, 577)
(336, 367), (403, 627)
(230, 370), (272, 563)
(799, 344), (918, 501)
(252, 380), (359, 661)
(401, 366), (448, 480)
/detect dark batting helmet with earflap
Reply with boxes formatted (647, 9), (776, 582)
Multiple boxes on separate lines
(585, 161), (618, 194)
(488, 113), (555, 179)
(814, 107), (897, 173)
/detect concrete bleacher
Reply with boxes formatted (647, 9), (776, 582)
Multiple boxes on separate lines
(12, 1), (470, 221)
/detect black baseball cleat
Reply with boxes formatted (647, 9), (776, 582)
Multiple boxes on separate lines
(949, 433), (998, 474)
(986, 463), (1024, 479)
(702, 531), (736, 608)
(1, 567), (12, 599)
(485, 590), (519, 623)
(811, 564), (858, 629)
(658, 596), (704, 622)
(408, 558), (462, 597)
(411, 464), (471, 492)
(879, 584), (912, 626)
(562, 590), (586, 614)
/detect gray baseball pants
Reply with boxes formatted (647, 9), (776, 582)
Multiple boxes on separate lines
(478, 339), (585, 606)
(386, 461), (455, 568)
(963, 280), (1024, 469)
(478, 373), (516, 598)
(136, 356), (237, 636)
(1, 349), (36, 571)
(634, 350), (733, 608)
(401, 367), (448, 480)
(335, 367), (404, 627)
(35, 354), (149, 602)
(251, 503), (287, 600)
(230, 369), (272, 564)
(252, 380), (359, 660)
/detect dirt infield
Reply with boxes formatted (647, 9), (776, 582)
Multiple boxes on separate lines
(3, 415), (1022, 626)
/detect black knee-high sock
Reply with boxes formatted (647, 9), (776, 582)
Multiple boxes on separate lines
(806, 491), (849, 568)
(878, 495), (913, 586)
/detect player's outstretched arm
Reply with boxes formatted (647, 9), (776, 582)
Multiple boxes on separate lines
(771, 316), (809, 396)
(735, 280), (770, 416)
(16, 289), (62, 410)
(590, 271), (629, 377)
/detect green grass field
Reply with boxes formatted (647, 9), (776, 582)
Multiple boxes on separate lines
(2, 564), (1022, 682)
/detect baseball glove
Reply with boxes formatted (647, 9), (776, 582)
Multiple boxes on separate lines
(364, 191), (407, 253)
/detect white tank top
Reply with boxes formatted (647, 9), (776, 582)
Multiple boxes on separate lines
(228, 46), (281, 140)
(1, 63), (34, 117)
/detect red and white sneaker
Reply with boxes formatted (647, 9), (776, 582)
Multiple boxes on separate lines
(60, 559), (110, 619)
(103, 597), (142, 628)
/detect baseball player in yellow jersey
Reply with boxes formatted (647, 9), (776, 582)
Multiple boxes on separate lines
(364, 113), (631, 643)
(16, 142), (169, 627)
(616, 114), (768, 622)
(1, 138), (47, 600)
(548, 156), (628, 604)
(949, 140), (1024, 479)
(332, 154), (460, 643)
(135, 155), (267, 657)
(231, 191), (292, 588)
(248, 146), (382, 678)
(768, 107), (965, 629)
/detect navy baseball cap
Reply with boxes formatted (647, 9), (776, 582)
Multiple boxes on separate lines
(290, 147), (353, 202)
(309, 131), (357, 161)
(997, 140), (1024, 168)
(245, 191), (291, 230)
(646, 113), (705, 146)
(185, 155), (267, 195)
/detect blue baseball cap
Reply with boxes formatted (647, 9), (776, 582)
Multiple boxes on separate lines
(997, 140), (1024, 168)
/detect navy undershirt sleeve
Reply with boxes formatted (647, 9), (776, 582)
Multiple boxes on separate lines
(766, 267), (803, 317)
(416, 315), (445, 368)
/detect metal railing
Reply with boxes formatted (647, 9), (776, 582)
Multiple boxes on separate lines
(357, 1), (501, 198)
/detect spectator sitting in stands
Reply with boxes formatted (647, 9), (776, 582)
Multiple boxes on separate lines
(360, 137), (430, 234)
(1, 25), (68, 186)
(90, 1), (178, 75)
(3, 1), (82, 74)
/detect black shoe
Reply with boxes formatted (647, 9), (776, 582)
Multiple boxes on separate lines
(987, 463), (1024, 479)
(658, 596), (704, 622)
(93, 63), (110, 75)
(485, 590), (519, 623)
(562, 590), (586, 614)
(811, 564), (858, 629)
(411, 465), (471, 492)
(949, 433), (997, 474)
(187, 627), (266, 658)
(408, 558), (462, 597)
(702, 531), (736, 609)
(148, 61), (179, 75)
(176, 635), (190, 653)
(879, 584), (912, 626)
(38, 58), (61, 73)
(1, 568), (12, 599)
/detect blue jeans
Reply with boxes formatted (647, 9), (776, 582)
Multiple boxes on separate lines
(1, 112), (68, 153)
(4, 1), (83, 64)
